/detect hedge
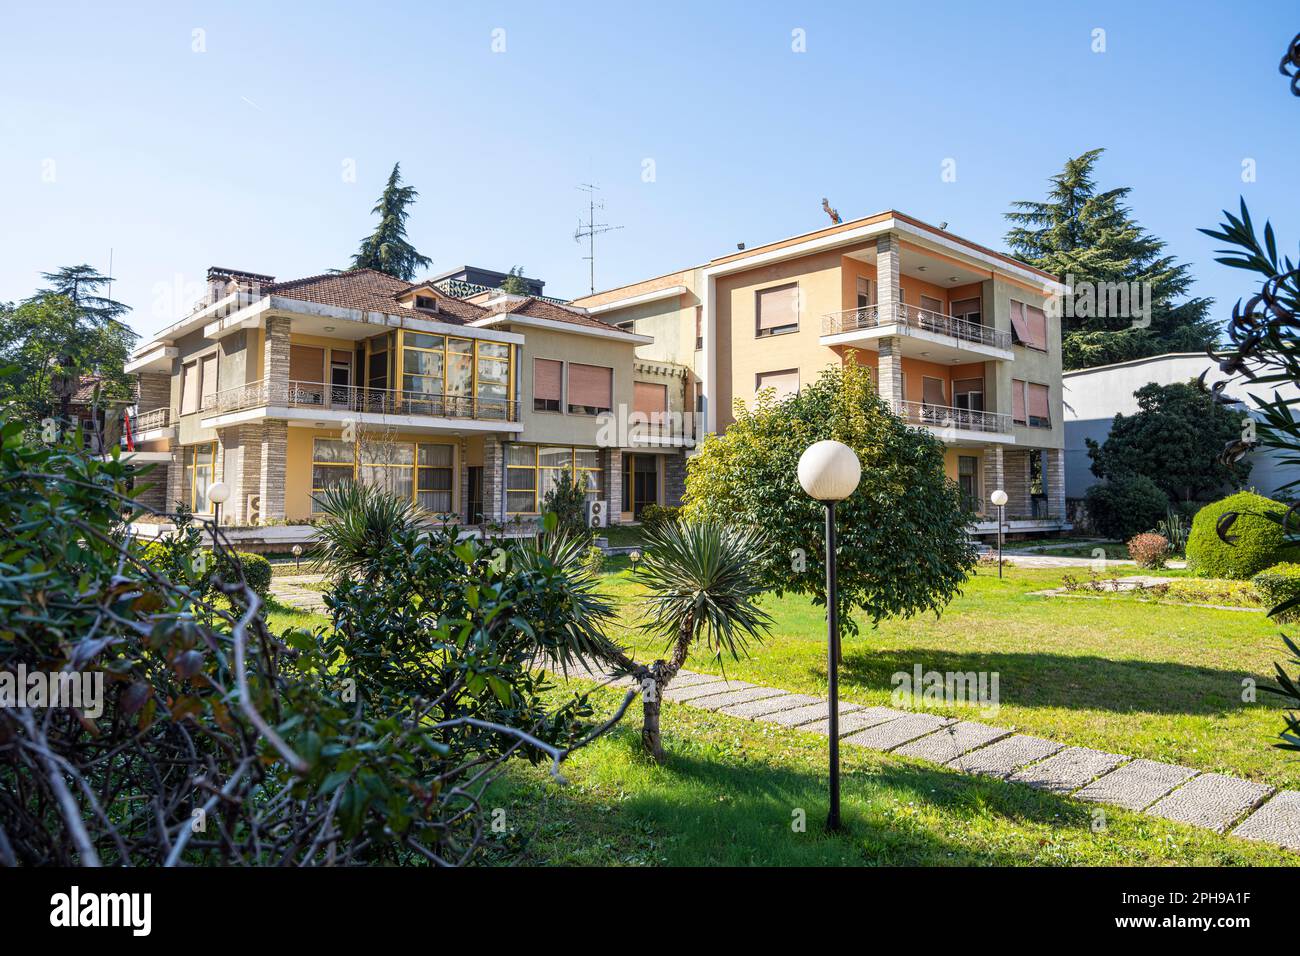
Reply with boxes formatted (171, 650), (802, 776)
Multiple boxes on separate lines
(1083, 475), (1168, 541)
(1186, 491), (1295, 580)
(638, 504), (682, 533)
(1253, 562), (1300, 623)
(138, 542), (271, 598)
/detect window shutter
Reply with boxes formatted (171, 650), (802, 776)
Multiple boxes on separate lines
(755, 369), (799, 399)
(1029, 383), (1050, 421)
(290, 345), (325, 383)
(1025, 305), (1048, 350)
(757, 285), (799, 331)
(922, 376), (946, 406)
(1012, 378), (1026, 422)
(568, 363), (612, 409)
(1009, 301), (1031, 344)
(200, 354), (219, 408)
(533, 359), (562, 402)
(633, 381), (668, 421)
(182, 362), (200, 414)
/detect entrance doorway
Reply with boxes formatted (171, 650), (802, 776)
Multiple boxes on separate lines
(623, 454), (659, 519)
(467, 466), (484, 524)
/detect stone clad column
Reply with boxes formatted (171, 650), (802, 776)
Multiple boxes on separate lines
(874, 235), (903, 412)
(981, 446), (1005, 518)
(259, 420), (288, 522)
(1049, 447), (1067, 520)
(263, 316), (291, 394)
(482, 435), (505, 525)
(605, 449), (623, 526)
(877, 337), (904, 411)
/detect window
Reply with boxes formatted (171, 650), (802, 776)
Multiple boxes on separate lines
(755, 368), (799, 400)
(920, 294), (944, 316)
(1009, 299), (1047, 350)
(1009, 300), (1030, 346)
(856, 277), (873, 310)
(200, 354), (219, 410)
(921, 376), (946, 408)
(616, 319), (635, 332)
(567, 363), (612, 415)
(954, 377), (984, 412)
(1028, 383), (1051, 427)
(958, 455), (979, 511)
(952, 297), (982, 325)
(311, 438), (355, 514)
(505, 445), (604, 514)
(414, 295), (436, 310)
(756, 283), (799, 337)
(181, 361), (200, 414)
(310, 437), (455, 515)
(633, 381), (668, 425)
(1011, 378), (1027, 424)
(183, 442), (217, 513)
(399, 332), (513, 418)
(533, 358), (562, 412)
(695, 306), (703, 351)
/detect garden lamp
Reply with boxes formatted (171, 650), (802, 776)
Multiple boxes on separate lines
(207, 481), (230, 528)
(990, 489), (1008, 578)
(292, 544), (303, 573)
(797, 439), (862, 832)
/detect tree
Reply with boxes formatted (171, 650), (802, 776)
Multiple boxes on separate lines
(1085, 380), (1250, 503)
(0, 293), (136, 425)
(31, 264), (131, 325)
(540, 467), (589, 539)
(1005, 148), (1220, 369)
(609, 519), (772, 761)
(499, 266), (529, 295)
(351, 162), (432, 280)
(684, 357), (976, 636)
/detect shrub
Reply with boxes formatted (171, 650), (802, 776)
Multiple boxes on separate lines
(1083, 475), (1168, 541)
(1154, 506), (1190, 554)
(540, 467), (590, 539)
(638, 503), (681, 533)
(1186, 491), (1295, 579)
(1166, 578), (1262, 608)
(139, 539), (270, 598)
(1127, 532), (1171, 569)
(226, 551), (272, 598)
(581, 544), (605, 577)
(1253, 562), (1300, 623)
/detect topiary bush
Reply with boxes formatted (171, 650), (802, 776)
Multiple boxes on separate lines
(1253, 562), (1300, 623)
(1083, 475), (1168, 541)
(638, 503), (681, 533)
(226, 551), (272, 598)
(1186, 491), (1295, 579)
(1127, 532), (1171, 569)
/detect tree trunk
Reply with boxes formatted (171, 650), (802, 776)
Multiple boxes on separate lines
(641, 688), (665, 762)
(638, 612), (695, 762)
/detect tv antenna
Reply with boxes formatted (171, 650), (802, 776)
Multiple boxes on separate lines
(573, 183), (623, 295)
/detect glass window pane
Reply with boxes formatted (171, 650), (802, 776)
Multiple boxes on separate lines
(478, 341), (510, 360)
(477, 357), (509, 384)
(446, 354), (473, 396)
(448, 337), (474, 354)
(417, 490), (453, 513)
(196, 444), (214, 466)
(313, 438), (353, 463)
(417, 443), (453, 466)
(404, 349), (443, 377)
(360, 441), (414, 466)
(406, 332), (443, 351)
(506, 490), (535, 513)
(506, 468), (535, 490)
(417, 467), (453, 491)
(505, 444), (535, 467)
(539, 446), (572, 469)
(574, 449), (600, 470)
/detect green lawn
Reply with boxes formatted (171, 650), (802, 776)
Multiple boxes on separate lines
(483, 685), (1296, 866)
(602, 565), (1300, 789)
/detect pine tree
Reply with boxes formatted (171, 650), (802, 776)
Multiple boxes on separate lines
(499, 266), (528, 295)
(1005, 148), (1219, 369)
(351, 163), (432, 281)
(31, 264), (130, 326)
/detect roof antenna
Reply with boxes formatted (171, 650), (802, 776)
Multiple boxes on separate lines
(573, 183), (623, 295)
(821, 197), (842, 225)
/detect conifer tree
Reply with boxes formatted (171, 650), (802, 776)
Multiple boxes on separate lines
(351, 163), (432, 280)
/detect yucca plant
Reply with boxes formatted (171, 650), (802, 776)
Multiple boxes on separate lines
(619, 518), (773, 761)
(310, 481), (421, 579)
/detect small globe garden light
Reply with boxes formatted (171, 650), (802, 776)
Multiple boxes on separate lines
(207, 481), (230, 528)
(797, 440), (862, 832)
(990, 489), (1008, 578)
(291, 544), (303, 573)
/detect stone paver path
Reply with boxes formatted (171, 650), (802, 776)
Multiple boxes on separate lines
(562, 662), (1300, 854)
(269, 573), (328, 613)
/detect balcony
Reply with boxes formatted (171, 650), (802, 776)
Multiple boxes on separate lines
(201, 379), (521, 430)
(891, 399), (1014, 443)
(623, 411), (700, 449)
(822, 302), (1012, 360)
(124, 406), (175, 443)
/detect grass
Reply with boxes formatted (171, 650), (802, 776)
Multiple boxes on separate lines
(483, 684), (1296, 866)
(601, 565), (1300, 789)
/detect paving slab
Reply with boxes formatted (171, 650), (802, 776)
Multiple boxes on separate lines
(1232, 790), (1300, 851)
(1074, 758), (1198, 811)
(1009, 746), (1125, 794)
(842, 712), (953, 752)
(662, 671), (719, 688)
(719, 693), (823, 719)
(894, 721), (1011, 764)
(954, 735), (1065, 779)
(763, 701), (864, 727)
(1146, 773), (1273, 833)
(687, 686), (790, 710)
(799, 706), (907, 737)
(663, 679), (747, 702)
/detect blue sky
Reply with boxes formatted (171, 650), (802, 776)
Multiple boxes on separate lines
(1, 1), (1296, 341)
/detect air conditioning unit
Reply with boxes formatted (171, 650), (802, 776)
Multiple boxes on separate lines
(585, 499), (608, 528)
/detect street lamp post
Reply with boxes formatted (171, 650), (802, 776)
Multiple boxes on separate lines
(797, 440), (862, 832)
(207, 481), (230, 529)
(990, 489), (1008, 579)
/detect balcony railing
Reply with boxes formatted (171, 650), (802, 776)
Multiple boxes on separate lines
(204, 379), (520, 422)
(132, 406), (173, 432)
(892, 400), (1012, 435)
(626, 411), (699, 447)
(823, 302), (1012, 351)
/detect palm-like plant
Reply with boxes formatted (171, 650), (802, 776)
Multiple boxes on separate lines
(621, 519), (773, 761)
(311, 482), (420, 579)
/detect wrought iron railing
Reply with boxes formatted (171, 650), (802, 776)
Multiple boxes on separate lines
(204, 379), (520, 422)
(822, 302), (1011, 350)
(892, 400), (1012, 434)
(132, 406), (173, 432)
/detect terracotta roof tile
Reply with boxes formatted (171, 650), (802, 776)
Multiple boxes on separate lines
(483, 296), (627, 333)
(263, 269), (486, 324)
